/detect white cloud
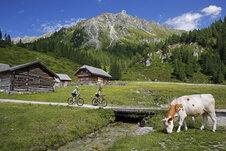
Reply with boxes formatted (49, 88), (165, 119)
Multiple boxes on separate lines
(165, 13), (202, 31)
(165, 5), (222, 31)
(40, 18), (85, 33)
(98, 0), (102, 3)
(201, 5), (222, 18)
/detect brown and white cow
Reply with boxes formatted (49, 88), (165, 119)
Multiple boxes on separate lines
(162, 94), (217, 133)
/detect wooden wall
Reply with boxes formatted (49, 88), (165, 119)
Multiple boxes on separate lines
(12, 66), (54, 93)
(76, 69), (110, 83)
(0, 72), (11, 93)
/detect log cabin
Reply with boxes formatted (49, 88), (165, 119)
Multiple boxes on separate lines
(0, 61), (57, 94)
(74, 65), (112, 84)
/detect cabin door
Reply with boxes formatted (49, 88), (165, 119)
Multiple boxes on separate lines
(98, 77), (101, 82)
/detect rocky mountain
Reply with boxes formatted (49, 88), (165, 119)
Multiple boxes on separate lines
(12, 32), (54, 44)
(19, 10), (183, 50)
(68, 10), (183, 49)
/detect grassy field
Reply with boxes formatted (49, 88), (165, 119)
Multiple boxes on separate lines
(107, 111), (226, 151)
(0, 82), (226, 108)
(0, 82), (225, 151)
(0, 103), (114, 151)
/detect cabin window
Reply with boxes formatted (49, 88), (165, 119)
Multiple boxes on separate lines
(81, 71), (83, 74)
(86, 70), (88, 73)
(87, 77), (89, 80)
(81, 78), (84, 81)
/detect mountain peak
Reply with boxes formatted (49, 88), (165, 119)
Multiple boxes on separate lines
(14, 11), (183, 50)
(120, 10), (127, 15)
(70, 11), (182, 49)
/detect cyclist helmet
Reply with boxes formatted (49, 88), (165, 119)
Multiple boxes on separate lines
(99, 86), (102, 90)
(76, 86), (79, 89)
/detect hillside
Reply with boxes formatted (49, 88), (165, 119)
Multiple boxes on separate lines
(123, 17), (226, 84)
(0, 45), (79, 81)
(18, 10), (183, 72)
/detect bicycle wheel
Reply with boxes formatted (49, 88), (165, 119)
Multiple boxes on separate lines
(67, 97), (74, 105)
(92, 98), (98, 106)
(102, 99), (107, 107)
(77, 98), (84, 106)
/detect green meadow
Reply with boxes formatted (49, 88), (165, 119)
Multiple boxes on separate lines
(0, 82), (226, 108)
(107, 112), (226, 151)
(0, 82), (226, 151)
(0, 103), (114, 151)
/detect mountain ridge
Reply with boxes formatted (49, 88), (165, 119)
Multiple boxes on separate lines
(14, 10), (183, 50)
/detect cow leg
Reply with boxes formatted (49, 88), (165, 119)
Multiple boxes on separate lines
(192, 116), (195, 126)
(177, 115), (186, 133)
(200, 114), (208, 130)
(208, 112), (217, 132)
(183, 120), (188, 131)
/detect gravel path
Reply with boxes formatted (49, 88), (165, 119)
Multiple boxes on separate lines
(0, 99), (165, 110)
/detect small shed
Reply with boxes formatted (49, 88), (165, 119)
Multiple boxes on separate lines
(0, 61), (57, 94)
(74, 65), (112, 84)
(55, 73), (72, 87)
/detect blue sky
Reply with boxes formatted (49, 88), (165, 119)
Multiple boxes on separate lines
(0, 0), (225, 38)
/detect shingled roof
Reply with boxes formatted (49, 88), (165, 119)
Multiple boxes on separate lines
(75, 65), (112, 78)
(56, 73), (72, 81)
(0, 61), (57, 77)
(0, 63), (10, 72)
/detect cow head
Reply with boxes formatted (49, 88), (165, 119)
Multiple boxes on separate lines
(162, 116), (174, 134)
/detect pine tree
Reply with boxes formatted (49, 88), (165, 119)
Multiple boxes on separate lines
(178, 61), (186, 81)
(17, 39), (23, 47)
(7, 34), (11, 43)
(4, 34), (7, 41)
(103, 66), (107, 72)
(109, 62), (121, 80)
(213, 70), (224, 83)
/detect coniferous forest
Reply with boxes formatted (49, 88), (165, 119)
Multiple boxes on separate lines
(157, 17), (226, 83)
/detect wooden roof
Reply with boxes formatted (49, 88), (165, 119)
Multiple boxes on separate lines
(56, 73), (72, 81)
(0, 61), (57, 77)
(74, 65), (112, 78)
(0, 63), (10, 72)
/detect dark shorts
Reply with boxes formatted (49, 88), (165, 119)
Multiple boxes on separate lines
(72, 93), (76, 97)
(96, 94), (100, 97)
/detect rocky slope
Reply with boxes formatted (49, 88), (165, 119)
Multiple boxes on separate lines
(69, 10), (183, 49)
(14, 10), (183, 50)
(12, 32), (54, 44)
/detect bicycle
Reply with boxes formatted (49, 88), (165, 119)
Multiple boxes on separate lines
(92, 95), (107, 107)
(67, 95), (84, 106)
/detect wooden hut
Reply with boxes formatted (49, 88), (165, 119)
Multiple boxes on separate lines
(0, 61), (57, 94)
(55, 73), (72, 87)
(74, 65), (112, 84)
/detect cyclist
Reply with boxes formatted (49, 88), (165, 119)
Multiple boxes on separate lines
(95, 86), (103, 101)
(72, 86), (80, 101)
